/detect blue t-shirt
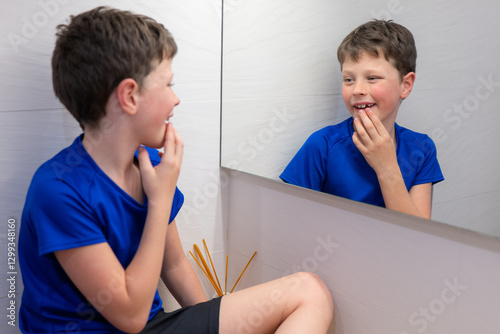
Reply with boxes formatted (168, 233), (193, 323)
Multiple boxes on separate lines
(280, 118), (444, 207)
(19, 135), (184, 333)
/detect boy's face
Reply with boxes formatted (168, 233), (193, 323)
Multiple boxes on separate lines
(341, 52), (413, 128)
(135, 58), (180, 148)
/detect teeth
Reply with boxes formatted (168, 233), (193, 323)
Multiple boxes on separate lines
(355, 104), (374, 109)
(164, 120), (170, 124)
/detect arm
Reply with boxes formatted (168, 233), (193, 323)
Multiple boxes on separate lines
(375, 170), (432, 219)
(160, 220), (207, 307)
(55, 123), (183, 333)
(352, 110), (432, 219)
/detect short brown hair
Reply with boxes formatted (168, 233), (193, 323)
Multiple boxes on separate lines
(337, 20), (416, 79)
(52, 6), (177, 129)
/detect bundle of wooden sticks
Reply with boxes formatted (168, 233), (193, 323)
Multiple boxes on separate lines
(189, 239), (257, 297)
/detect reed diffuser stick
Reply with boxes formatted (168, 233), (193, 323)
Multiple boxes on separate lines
(203, 239), (222, 293)
(189, 251), (212, 284)
(194, 244), (213, 280)
(230, 251), (257, 293)
(225, 254), (228, 295)
(190, 250), (222, 296)
(194, 245), (223, 296)
(190, 240), (256, 297)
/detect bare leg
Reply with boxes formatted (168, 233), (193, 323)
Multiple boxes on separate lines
(219, 272), (334, 334)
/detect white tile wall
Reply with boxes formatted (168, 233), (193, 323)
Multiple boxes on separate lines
(226, 169), (500, 334)
(0, 1), (222, 332)
(221, 0), (500, 237)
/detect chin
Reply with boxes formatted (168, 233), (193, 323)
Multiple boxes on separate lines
(153, 140), (165, 149)
(142, 138), (164, 149)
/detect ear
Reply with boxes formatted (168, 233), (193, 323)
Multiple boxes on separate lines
(116, 78), (140, 116)
(400, 72), (416, 99)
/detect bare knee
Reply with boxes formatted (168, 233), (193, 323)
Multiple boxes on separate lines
(289, 272), (334, 314)
(287, 272), (329, 293)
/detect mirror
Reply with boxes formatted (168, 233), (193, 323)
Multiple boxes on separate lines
(221, 0), (500, 237)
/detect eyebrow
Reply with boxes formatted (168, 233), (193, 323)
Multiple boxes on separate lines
(341, 68), (383, 76)
(341, 70), (354, 76)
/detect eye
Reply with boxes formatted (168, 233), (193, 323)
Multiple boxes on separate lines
(167, 83), (175, 87)
(343, 77), (353, 85)
(368, 76), (379, 81)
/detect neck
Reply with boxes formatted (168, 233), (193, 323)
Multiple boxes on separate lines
(83, 119), (140, 171)
(83, 128), (135, 169)
(384, 122), (397, 145)
(82, 128), (144, 204)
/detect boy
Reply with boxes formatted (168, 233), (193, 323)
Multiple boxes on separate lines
(19, 6), (333, 334)
(280, 20), (444, 219)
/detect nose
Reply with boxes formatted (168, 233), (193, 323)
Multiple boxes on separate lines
(174, 92), (180, 106)
(353, 81), (367, 96)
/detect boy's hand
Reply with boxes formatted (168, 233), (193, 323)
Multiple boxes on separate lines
(352, 110), (399, 177)
(138, 122), (183, 207)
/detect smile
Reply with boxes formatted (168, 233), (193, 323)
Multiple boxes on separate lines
(354, 103), (375, 109)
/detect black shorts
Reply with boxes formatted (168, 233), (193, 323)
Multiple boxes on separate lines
(140, 297), (222, 334)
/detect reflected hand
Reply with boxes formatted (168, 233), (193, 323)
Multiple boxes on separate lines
(352, 110), (399, 177)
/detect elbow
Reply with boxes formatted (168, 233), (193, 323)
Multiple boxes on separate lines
(112, 314), (149, 334)
(126, 318), (148, 334)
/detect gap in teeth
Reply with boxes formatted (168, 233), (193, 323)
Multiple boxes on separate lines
(356, 104), (374, 109)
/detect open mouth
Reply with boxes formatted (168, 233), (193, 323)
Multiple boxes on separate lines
(354, 103), (375, 110)
(164, 115), (173, 124)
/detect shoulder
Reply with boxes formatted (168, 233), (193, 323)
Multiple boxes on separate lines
(27, 137), (97, 206)
(396, 123), (437, 153)
(307, 118), (353, 148)
(23, 139), (99, 238)
(395, 124), (444, 185)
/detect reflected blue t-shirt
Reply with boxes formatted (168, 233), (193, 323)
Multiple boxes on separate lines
(280, 118), (444, 207)
(19, 135), (184, 333)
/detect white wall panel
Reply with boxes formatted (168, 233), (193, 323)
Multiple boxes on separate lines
(226, 170), (500, 334)
(0, 1), (222, 332)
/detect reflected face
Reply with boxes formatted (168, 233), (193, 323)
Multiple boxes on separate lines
(341, 52), (411, 128)
(136, 58), (180, 148)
